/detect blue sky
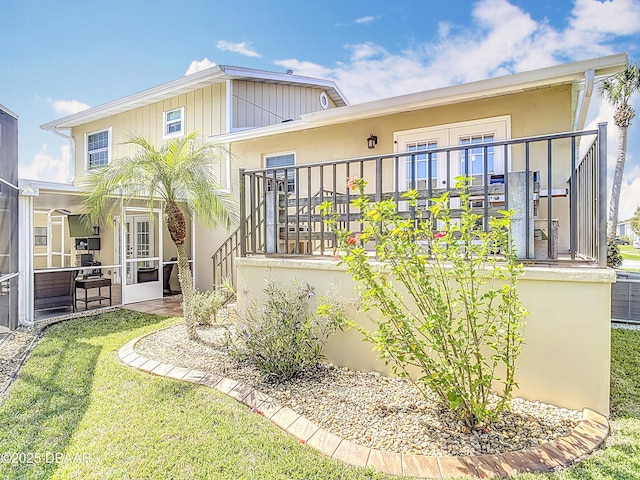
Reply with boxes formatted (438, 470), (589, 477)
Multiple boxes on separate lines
(3, 0), (640, 218)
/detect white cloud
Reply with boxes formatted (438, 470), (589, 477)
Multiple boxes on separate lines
(19, 144), (71, 183)
(274, 0), (640, 104)
(273, 59), (333, 79)
(275, 0), (640, 222)
(585, 92), (640, 222)
(216, 40), (260, 58)
(618, 164), (640, 221)
(355, 16), (377, 24)
(569, 0), (640, 37)
(50, 99), (90, 116)
(185, 58), (217, 76)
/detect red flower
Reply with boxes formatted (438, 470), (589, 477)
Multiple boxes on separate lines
(252, 408), (264, 416)
(346, 176), (359, 191)
(346, 235), (357, 245)
(433, 231), (446, 239)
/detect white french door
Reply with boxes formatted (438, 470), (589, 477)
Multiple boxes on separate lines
(394, 116), (511, 191)
(114, 211), (162, 304)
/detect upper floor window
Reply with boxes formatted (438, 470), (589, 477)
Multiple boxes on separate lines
(163, 107), (184, 139)
(86, 128), (111, 170)
(265, 153), (295, 193)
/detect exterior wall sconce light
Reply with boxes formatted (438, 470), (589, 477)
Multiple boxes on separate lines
(367, 134), (378, 149)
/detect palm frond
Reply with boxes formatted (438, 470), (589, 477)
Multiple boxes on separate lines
(81, 132), (238, 230)
(599, 63), (640, 106)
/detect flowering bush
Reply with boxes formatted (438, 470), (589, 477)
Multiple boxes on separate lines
(320, 176), (527, 427)
(228, 276), (346, 382)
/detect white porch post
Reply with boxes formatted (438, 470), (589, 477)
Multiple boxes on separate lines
(18, 194), (34, 326)
(119, 197), (127, 305)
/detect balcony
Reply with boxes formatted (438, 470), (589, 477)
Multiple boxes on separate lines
(214, 124), (608, 287)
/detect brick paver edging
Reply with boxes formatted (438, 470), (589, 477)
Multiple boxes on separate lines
(118, 333), (609, 479)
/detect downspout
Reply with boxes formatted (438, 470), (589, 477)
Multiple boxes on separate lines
(50, 127), (76, 184)
(574, 69), (595, 132)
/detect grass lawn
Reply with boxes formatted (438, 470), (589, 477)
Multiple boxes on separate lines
(0, 311), (639, 479)
(619, 245), (640, 261)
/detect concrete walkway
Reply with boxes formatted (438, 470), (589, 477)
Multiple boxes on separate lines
(622, 259), (640, 270)
(122, 296), (184, 317)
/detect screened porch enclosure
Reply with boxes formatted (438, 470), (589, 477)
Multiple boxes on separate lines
(233, 125), (607, 269)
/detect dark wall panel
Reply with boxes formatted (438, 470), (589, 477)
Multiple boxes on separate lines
(0, 105), (19, 330)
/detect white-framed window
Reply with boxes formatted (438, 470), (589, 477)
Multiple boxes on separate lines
(34, 227), (47, 246)
(460, 133), (495, 176)
(86, 127), (111, 170)
(394, 116), (510, 189)
(265, 152), (296, 193)
(163, 107), (184, 139)
(406, 140), (438, 190)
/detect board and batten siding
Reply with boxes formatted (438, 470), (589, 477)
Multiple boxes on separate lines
(232, 80), (335, 129)
(72, 82), (227, 184)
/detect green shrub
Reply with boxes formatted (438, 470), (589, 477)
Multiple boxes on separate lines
(321, 176), (527, 428)
(192, 280), (234, 326)
(229, 277), (345, 382)
(608, 239), (623, 268)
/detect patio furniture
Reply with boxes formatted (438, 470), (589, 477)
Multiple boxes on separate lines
(75, 277), (112, 310)
(163, 258), (182, 294)
(137, 267), (158, 283)
(34, 270), (76, 312)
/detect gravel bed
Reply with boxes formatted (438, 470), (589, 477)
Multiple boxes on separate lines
(612, 321), (640, 331)
(135, 323), (583, 457)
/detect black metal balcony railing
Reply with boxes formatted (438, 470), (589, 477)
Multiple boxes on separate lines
(213, 124), (607, 287)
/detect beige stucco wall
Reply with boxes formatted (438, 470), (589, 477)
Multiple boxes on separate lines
(202, 86), (577, 293)
(229, 85), (576, 253)
(229, 86), (572, 170)
(236, 256), (614, 416)
(61, 84), (581, 296)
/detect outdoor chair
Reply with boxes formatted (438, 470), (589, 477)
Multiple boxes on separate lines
(34, 270), (76, 312)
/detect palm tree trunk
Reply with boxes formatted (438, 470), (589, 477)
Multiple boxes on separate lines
(608, 125), (629, 241)
(176, 244), (198, 341)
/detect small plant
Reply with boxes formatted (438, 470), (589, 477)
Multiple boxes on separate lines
(321, 176), (527, 428)
(608, 239), (623, 268)
(229, 277), (346, 382)
(192, 278), (234, 326)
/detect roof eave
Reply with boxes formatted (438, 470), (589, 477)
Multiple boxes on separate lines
(220, 65), (348, 106)
(0, 103), (18, 119)
(40, 65), (228, 130)
(302, 53), (628, 127)
(40, 65), (349, 130)
(212, 53), (627, 144)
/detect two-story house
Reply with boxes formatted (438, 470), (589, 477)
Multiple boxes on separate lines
(208, 54), (624, 416)
(17, 54), (625, 415)
(18, 66), (347, 325)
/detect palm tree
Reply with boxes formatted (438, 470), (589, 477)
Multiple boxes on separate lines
(599, 63), (640, 241)
(82, 132), (237, 341)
